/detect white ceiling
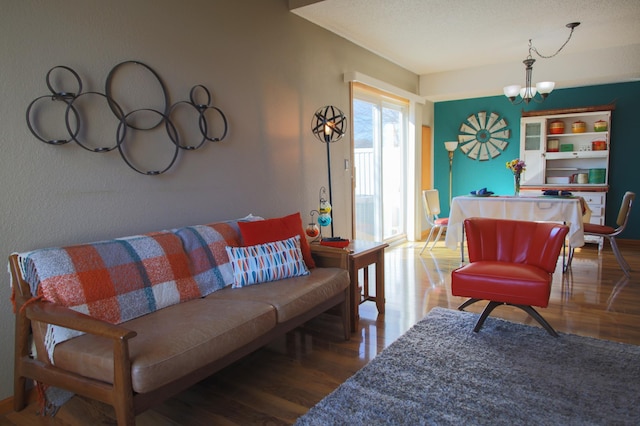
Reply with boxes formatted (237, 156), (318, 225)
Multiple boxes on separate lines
(290, 0), (640, 101)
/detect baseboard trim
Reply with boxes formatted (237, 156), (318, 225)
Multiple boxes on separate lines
(0, 389), (36, 416)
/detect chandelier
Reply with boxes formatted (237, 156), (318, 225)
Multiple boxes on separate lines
(504, 22), (580, 105)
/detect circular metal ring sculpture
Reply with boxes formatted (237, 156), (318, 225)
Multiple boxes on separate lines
(105, 60), (169, 131)
(189, 84), (229, 142)
(199, 105), (228, 142)
(26, 62), (228, 175)
(116, 108), (180, 176)
(46, 65), (83, 99)
(168, 100), (208, 150)
(26, 65), (83, 145)
(26, 94), (80, 145)
(65, 91), (127, 153)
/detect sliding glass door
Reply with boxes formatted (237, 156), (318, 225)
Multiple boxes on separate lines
(353, 87), (408, 242)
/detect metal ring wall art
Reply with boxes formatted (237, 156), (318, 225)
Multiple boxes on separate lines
(26, 61), (228, 175)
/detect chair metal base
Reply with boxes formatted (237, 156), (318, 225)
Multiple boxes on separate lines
(420, 225), (445, 254)
(568, 236), (632, 278)
(458, 299), (559, 337)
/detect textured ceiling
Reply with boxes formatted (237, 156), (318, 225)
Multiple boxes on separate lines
(291, 0), (640, 76)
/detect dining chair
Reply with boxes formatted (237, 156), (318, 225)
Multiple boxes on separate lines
(567, 191), (635, 277)
(420, 189), (449, 254)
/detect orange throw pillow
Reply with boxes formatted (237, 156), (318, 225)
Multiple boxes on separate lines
(238, 212), (316, 269)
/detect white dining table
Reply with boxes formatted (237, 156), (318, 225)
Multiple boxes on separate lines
(445, 195), (586, 262)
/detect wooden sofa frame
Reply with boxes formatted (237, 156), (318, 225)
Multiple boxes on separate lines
(10, 246), (349, 425)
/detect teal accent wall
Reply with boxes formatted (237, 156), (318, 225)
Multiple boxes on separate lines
(434, 81), (640, 240)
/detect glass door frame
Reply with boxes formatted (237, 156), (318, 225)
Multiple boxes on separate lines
(352, 84), (409, 244)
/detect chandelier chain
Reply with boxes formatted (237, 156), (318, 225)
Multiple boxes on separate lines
(528, 23), (578, 59)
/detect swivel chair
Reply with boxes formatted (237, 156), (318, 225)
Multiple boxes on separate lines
(451, 218), (568, 336)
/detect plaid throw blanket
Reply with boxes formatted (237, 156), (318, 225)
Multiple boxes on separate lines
(173, 221), (241, 295)
(17, 231), (202, 362)
(15, 218), (253, 363)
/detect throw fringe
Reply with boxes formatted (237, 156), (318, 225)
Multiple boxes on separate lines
(35, 382), (73, 417)
(19, 295), (44, 314)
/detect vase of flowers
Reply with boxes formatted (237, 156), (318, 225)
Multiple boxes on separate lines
(506, 159), (526, 196)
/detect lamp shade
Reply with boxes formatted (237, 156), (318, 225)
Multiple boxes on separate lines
(311, 106), (347, 143)
(536, 81), (555, 94)
(503, 85), (521, 98)
(520, 86), (537, 99)
(444, 141), (458, 152)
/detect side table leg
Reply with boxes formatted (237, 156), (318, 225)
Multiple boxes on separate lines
(375, 252), (385, 314)
(349, 262), (358, 332)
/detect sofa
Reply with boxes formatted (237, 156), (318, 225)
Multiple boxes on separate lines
(9, 213), (350, 425)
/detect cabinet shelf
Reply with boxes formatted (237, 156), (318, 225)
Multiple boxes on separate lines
(547, 131), (608, 138)
(545, 151), (609, 160)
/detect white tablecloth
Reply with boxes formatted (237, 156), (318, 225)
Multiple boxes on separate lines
(445, 196), (585, 250)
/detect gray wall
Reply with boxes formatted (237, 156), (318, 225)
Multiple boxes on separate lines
(0, 0), (418, 400)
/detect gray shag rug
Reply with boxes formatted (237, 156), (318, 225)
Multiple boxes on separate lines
(296, 307), (640, 425)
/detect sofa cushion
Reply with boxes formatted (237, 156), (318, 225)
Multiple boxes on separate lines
(238, 212), (316, 269)
(52, 298), (277, 394)
(225, 235), (309, 288)
(208, 267), (349, 323)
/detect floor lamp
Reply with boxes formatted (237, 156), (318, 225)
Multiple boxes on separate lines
(311, 106), (347, 237)
(444, 141), (458, 202)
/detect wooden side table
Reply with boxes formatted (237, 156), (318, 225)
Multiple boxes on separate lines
(346, 240), (389, 332)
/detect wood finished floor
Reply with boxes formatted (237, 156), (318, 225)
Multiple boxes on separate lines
(3, 241), (639, 425)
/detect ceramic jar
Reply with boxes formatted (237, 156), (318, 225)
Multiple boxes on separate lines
(549, 120), (565, 134)
(594, 120), (608, 132)
(572, 120), (586, 133)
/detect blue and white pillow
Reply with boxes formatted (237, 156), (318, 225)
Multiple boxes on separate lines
(225, 235), (309, 288)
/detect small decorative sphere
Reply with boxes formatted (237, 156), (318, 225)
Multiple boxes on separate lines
(317, 213), (332, 227)
(319, 199), (332, 214)
(306, 223), (320, 238)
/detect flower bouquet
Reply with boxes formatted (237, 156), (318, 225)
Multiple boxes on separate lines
(506, 159), (526, 196)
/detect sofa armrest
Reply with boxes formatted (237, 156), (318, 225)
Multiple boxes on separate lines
(310, 244), (348, 269)
(14, 299), (137, 422)
(25, 301), (137, 341)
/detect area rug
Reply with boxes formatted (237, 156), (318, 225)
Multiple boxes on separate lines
(296, 307), (640, 425)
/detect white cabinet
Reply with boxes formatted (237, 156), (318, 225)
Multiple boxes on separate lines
(519, 106), (613, 230)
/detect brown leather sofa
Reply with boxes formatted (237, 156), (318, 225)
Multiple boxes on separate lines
(10, 220), (350, 425)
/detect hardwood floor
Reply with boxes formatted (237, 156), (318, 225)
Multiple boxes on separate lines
(3, 241), (639, 425)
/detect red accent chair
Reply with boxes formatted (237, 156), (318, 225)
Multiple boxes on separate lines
(451, 218), (569, 337)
